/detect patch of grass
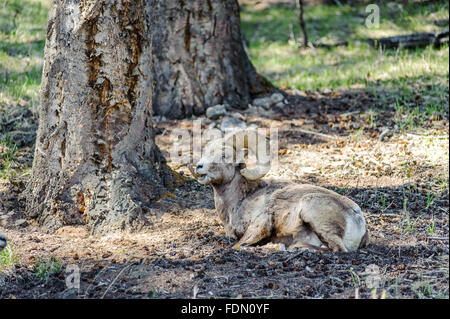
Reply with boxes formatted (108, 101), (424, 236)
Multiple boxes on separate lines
(0, 0), (50, 107)
(380, 194), (386, 208)
(150, 287), (158, 299)
(413, 278), (447, 299)
(0, 134), (18, 179)
(428, 219), (435, 236)
(241, 1), (449, 131)
(33, 256), (62, 281)
(242, 2), (449, 44)
(426, 190), (436, 208)
(0, 243), (18, 270)
(402, 213), (419, 234)
(349, 267), (361, 288)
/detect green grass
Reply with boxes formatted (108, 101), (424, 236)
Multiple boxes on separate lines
(241, 1), (449, 122)
(34, 256), (62, 281)
(0, 0), (50, 107)
(380, 194), (386, 208)
(0, 134), (18, 179)
(0, 243), (18, 270)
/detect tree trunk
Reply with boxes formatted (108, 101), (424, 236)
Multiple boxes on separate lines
(151, 0), (273, 119)
(26, 0), (174, 234)
(298, 0), (308, 48)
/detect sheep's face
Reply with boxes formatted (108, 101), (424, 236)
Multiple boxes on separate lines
(194, 142), (238, 185)
(193, 131), (271, 184)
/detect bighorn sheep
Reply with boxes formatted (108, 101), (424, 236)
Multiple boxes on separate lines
(0, 232), (6, 251)
(190, 130), (369, 252)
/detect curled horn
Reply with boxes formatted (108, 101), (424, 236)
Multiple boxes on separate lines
(225, 130), (271, 180)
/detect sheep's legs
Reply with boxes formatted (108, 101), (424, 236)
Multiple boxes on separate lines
(232, 214), (272, 249)
(288, 223), (329, 251)
(299, 199), (349, 252)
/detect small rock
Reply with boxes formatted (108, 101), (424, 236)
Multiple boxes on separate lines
(231, 112), (246, 121)
(245, 105), (259, 116)
(270, 92), (284, 104)
(305, 266), (314, 273)
(378, 128), (391, 141)
(220, 116), (247, 132)
(206, 104), (227, 120)
(252, 97), (273, 110)
(15, 219), (28, 227)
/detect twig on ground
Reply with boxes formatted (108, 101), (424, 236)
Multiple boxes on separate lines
(379, 128), (390, 141)
(83, 266), (109, 299)
(297, 128), (339, 140)
(361, 248), (386, 256)
(427, 237), (449, 241)
(406, 133), (449, 139)
(101, 262), (137, 299)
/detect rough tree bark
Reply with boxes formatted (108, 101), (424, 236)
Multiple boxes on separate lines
(151, 0), (274, 119)
(26, 0), (174, 234)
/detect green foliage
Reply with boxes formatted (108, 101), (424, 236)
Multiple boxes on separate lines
(0, 135), (18, 179)
(34, 256), (62, 281)
(0, 243), (18, 270)
(0, 0), (50, 106)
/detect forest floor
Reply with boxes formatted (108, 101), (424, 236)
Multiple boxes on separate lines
(0, 0), (449, 299)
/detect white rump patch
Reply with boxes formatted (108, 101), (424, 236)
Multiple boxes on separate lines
(343, 211), (366, 252)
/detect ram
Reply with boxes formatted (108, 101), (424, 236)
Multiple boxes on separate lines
(190, 130), (369, 252)
(0, 232), (6, 251)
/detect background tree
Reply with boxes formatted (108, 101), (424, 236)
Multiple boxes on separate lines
(151, 0), (273, 119)
(298, 0), (309, 48)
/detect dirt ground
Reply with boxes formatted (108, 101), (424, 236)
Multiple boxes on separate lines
(0, 88), (449, 299)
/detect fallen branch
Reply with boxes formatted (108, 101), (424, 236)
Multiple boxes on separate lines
(101, 262), (137, 299)
(406, 133), (449, 140)
(312, 30), (448, 50)
(369, 30), (449, 49)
